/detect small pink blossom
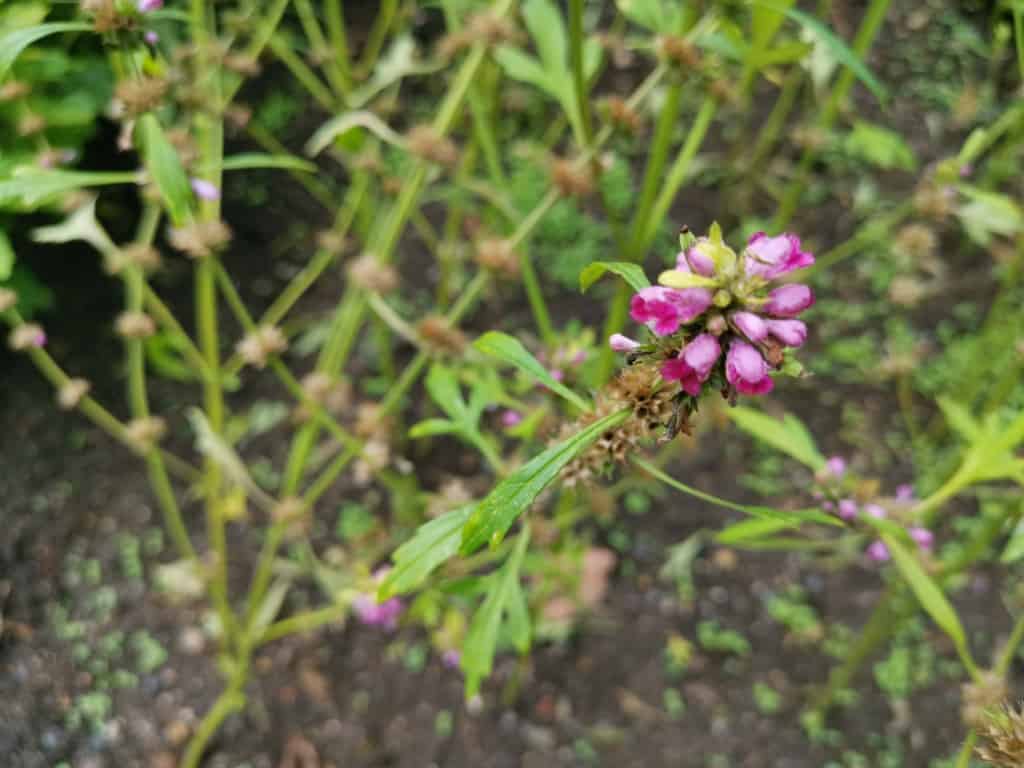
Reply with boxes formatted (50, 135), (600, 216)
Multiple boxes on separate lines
(725, 340), (773, 395)
(909, 527), (933, 551)
(501, 409), (523, 427)
(661, 333), (720, 396)
(745, 232), (814, 279)
(442, 650), (461, 669)
(837, 499), (858, 520)
(731, 311), (768, 342)
(629, 286), (713, 336)
(864, 504), (887, 519)
(548, 368), (564, 382)
(826, 456), (847, 477)
(867, 540), (890, 563)
(190, 178), (220, 201)
(765, 319), (807, 347)
(895, 484), (915, 501)
(676, 245), (716, 276)
(609, 333), (640, 352)
(138, 0), (163, 11)
(764, 284), (814, 317)
(144, 30), (159, 45)
(353, 594), (403, 630)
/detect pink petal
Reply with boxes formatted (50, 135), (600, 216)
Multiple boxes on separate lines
(731, 311), (768, 342)
(765, 284), (814, 317)
(765, 319), (807, 347)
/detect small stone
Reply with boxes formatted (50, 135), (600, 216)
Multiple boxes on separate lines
(178, 627), (205, 655)
(163, 718), (191, 747)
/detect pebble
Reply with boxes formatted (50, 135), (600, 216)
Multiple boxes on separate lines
(521, 723), (557, 751)
(163, 718), (191, 747)
(178, 627), (205, 655)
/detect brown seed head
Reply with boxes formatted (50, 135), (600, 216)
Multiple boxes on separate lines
(115, 77), (169, 118)
(0, 81), (31, 101)
(223, 104), (253, 132)
(18, 113), (46, 137)
(657, 35), (701, 69)
(236, 325), (288, 369)
(436, 30), (471, 60)
(81, 0), (131, 33)
(224, 53), (262, 77)
(895, 223), (938, 261)
(354, 402), (392, 440)
(550, 157), (595, 198)
(58, 378), (91, 410)
(168, 220), (232, 259)
(604, 96), (642, 134)
(963, 670), (1009, 729)
(977, 702), (1024, 768)
(474, 237), (520, 278)
(417, 315), (467, 355)
(116, 311), (157, 339)
(124, 416), (167, 453)
(406, 125), (459, 169)
(316, 229), (349, 256)
(112, 243), (162, 274)
(271, 496), (309, 538)
(913, 181), (956, 221)
(888, 276), (927, 308)
(466, 11), (519, 46)
(347, 253), (399, 293)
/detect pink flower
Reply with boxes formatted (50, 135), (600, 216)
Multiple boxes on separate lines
(676, 245), (716, 276)
(630, 286), (713, 336)
(190, 178), (220, 201)
(764, 284), (814, 317)
(731, 311), (768, 342)
(144, 30), (159, 45)
(895, 484), (915, 501)
(826, 456), (847, 477)
(867, 540), (890, 563)
(745, 232), (814, 279)
(501, 409), (523, 427)
(354, 594), (403, 630)
(138, 0), (163, 11)
(837, 499), (858, 520)
(609, 333), (640, 352)
(442, 650), (461, 669)
(661, 334), (720, 396)
(548, 368), (564, 382)
(765, 319), (807, 347)
(909, 527), (933, 551)
(725, 340), (773, 395)
(864, 504), (887, 519)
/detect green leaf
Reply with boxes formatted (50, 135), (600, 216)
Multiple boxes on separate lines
(522, 0), (566, 74)
(0, 21), (92, 80)
(460, 408), (630, 555)
(728, 406), (826, 471)
(882, 532), (975, 671)
(425, 363), (471, 423)
(217, 153), (317, 174)
(752, 1), (887, 104)
(0, 169), (139, 208)
(957, 187), (1024, 247)
(378, 505), (476, 599)
(0, 230), (14, 281)
(579, 261), (651, 293)
(844, 121), (916, 171)
(136, 114), (193, 226)
(615, 0), (683, 31)
(494, 46), (554, 93)
(936, 397), (981, 441)
(304, 110), (407, 156)
(716, 517), (799, 544)
(473, 331), (592, 413)
(408, 418), (460, 438)
(462, 528), (530, 697)
(1000, 514), (1024, 564)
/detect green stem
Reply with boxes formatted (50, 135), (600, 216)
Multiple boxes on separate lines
(357, 0), (398, 78)
(267, 34), (337, 110)
(179, 680), (246, 768)
(568, 0), (593, 146)
(324, 0), (352, 85)
(954, 730), (977, 768)
(293, 0), (349, 98)
(257, 603), (347, 646)
(996, 612), (1024, 677)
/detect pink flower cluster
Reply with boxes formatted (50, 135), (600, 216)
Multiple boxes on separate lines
(353, 593), (403, 630)
(615, 230), (815, 398)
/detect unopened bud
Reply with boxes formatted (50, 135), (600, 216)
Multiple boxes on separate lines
(417, 315), (467, 355)
(124, 416), (167, 452)
(550, 157), (594, 198)
(0, 288), (17, 312)
(116, 311), (157, 339)
(406, 125), (459, 168)
(58, 378), (91, 410)
(9, 324), (46, 350)
(236, 325), (287, 369)
(712, 289), (732, 308)
(347, 254), (398, 293)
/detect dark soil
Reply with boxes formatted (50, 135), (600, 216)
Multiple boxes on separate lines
(2, 2), (1020, 767)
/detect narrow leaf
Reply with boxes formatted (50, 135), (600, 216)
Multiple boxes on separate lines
(728, 406), (826, 471)
(474, 331), (592, 412)
(579, 261), (651, 293)
(0, 230), (14, 281)
(0, 22), (92, 79)
(137, 114), (193, 226)
(218, 153), (317, 174)
(305, 110), (407, 156)
(378, 506), (476, 599)
(0, 169), (139, 208)
(522, 0), (567, 74)
(460, 409), (630, 555)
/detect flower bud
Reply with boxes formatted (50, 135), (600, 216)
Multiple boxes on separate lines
(115, 311), (157, 339)
(9, 324), (46, 350)
(347, 254), (398, 293)
(0, 288), (17, 313)
(58, 378), (91, 410)
(124, 416), (167, 452)
(712, 289), (732, 308)
(236, 325), (287, 369)
(406, 125), (459, 168)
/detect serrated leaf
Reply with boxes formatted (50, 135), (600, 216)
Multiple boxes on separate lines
(752, 0), (887, 104)
(137, 114), (193, 226)
(378, 505), (476, 599)
(882, 532), (975, 669)
(460, 408), (630, 555)
(728, 407), (826, 471)
(217, 153), (317, 174)
(0, 21), (92, 79)
(474, 331), (592, 412)
(579, 261), (651, 293)
(462, 528), (530, 697)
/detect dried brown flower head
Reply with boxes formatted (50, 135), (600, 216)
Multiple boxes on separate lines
(107, 243), (162, 274)
(58, 378), (91, 410)
(236, 325), (288, 369)
(294, 372), (352, 421)
(115, 311), (157, 339)
(406, 125), (460, 169)
(550, 157), (595, 198)
(913, 181), (956, 221)
(474, 237), (520, 278)
(604, 96), (642, 134)
(0, 81), (31, 101)
(417, 315), (467, 355)
(166, 128), (199, 168)
(168, 220), (232, 258)
(888, 276), (927, 308)
(17, 113), (46, 137)
(895, 223), (939, 261)
(353, 437), (391, 486)
(115, 77), (169, 118)
(466, 11), (519, 46)
(963, 671), (1009, 729)
(316, 229), (348, 256)
(354, 402), (392, 440)
(346, 253), (398, 294)
(81, 0), (131, 33)
(977, 702), (1024, 767)
(224, 54), (261, 77)
(223, 104), (253, 132)
(124, 416), (167, 453)
(271, 496), (309, 538)
(657, 35), (701, 69)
